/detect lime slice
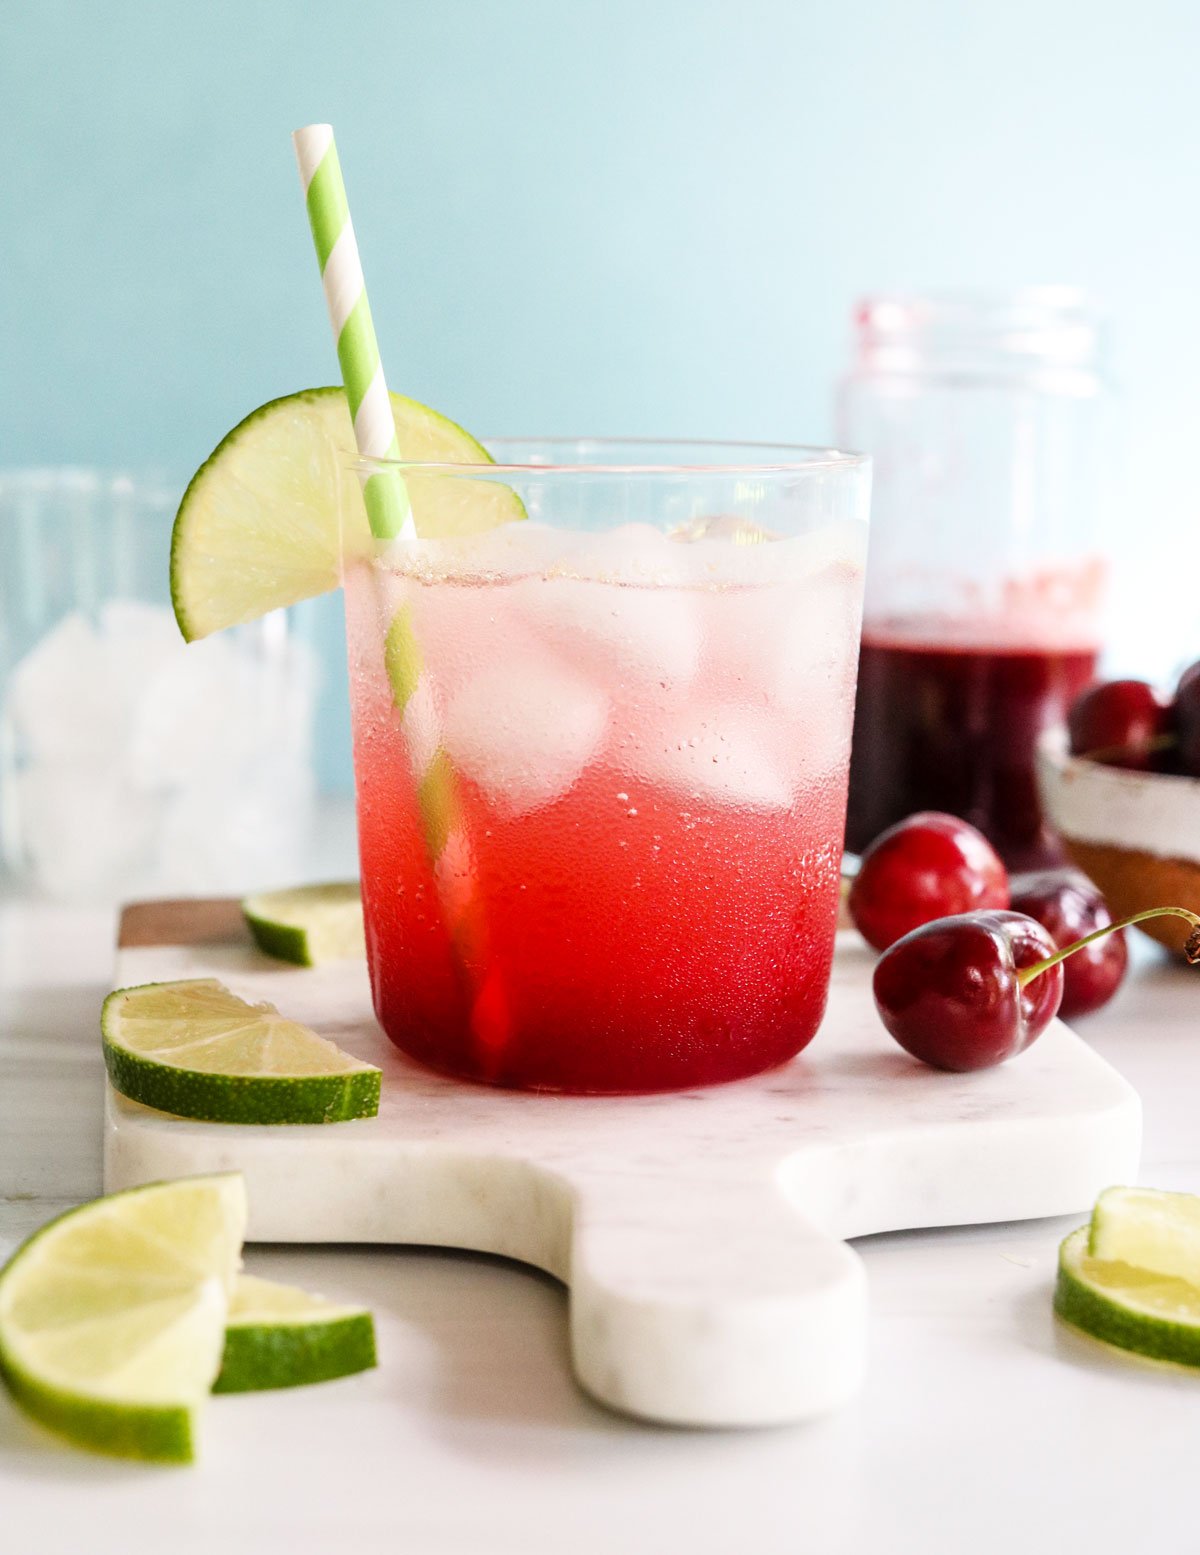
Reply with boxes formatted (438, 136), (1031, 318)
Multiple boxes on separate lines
(1055, 1225), (1200, 1367)
(0, 1175), (246, 1461)
(214, 1274), (376, 1393)
(1088, 1185), (1200, 1282)
(242, 882), (365, 967)
(171, 387), (524, 640)
(102, 979), (381, 1125)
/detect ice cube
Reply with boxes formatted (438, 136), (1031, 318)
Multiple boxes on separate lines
(508, 573), (702, 692)
(452, 520), (577, 579)
(407, 578), (540, 705)
(618, 705), (794, 810)
(13, 760), (158, 899)
(6, 613), (130, 761)
(100, 599), (184, 667)
(399, 676), (441, 777)
(409, 521), (576, 583)
(129, 633), (255, 788)
(441, 651), (608, 817)
(669, 514), (782, 545)
(158, 756), (316, 894)
(773, 558), (864, 708)
(135, 627), (317, 792)
(701, 526), (866, 707)
(556, 523), (685, 586)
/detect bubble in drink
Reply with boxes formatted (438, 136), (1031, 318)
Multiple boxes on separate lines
(617, 704), (794, 809)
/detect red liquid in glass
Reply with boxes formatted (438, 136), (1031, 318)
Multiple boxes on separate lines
(345, 558), (859, 1095)
(846, 631), (1098, 870)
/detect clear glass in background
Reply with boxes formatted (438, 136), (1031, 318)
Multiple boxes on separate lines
(837, 290), (1114, 869)
(343, 439), (870, 1093)
(0, 470), (319, 901)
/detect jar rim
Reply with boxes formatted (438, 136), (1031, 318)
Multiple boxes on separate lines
(853, 288), (1104, 372)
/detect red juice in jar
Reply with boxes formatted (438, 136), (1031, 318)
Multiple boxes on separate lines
(846, 624), (1098, 869)
(837, 292), (1113, 867)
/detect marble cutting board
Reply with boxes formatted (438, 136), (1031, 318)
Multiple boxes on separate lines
(103, 898), (1140, 1429)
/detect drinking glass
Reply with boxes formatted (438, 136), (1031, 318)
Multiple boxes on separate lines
(0, 469), (318, 900)
(342, 439), (870, 1093)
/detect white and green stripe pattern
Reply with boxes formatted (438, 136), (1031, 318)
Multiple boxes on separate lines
(292, 123), (412, 542)
(291, 123), (503, 1059)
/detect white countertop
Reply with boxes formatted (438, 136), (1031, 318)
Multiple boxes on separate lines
(2, 844), (1199, 1554)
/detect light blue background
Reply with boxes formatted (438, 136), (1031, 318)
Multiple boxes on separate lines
(3, 0), (1196, 789)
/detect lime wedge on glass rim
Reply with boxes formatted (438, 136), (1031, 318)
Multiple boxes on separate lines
(214, 1274), (376, 1393)
(170, 386), (525, 640)
(0, 1175), (246, 1462)
(102, 979), (380, 1125)
(242, 882), (365, 967)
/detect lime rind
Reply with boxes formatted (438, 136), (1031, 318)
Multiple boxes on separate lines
(242, 882), (365, 968)
(215, 1276), (376, 1394)
(1055, 1225), (1200, 1368)
(101, 980), (381, 1126)
(0, 1349), (199, 1461)
(0, 1176), (246, 1462)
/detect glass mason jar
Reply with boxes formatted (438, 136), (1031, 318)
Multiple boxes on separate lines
(341, 439), (870, 1093)
(838, 290), (1112, 869)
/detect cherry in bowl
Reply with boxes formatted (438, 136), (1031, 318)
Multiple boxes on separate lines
(1067, 679), (1172, 771)
(1173, 659), (1200, 778)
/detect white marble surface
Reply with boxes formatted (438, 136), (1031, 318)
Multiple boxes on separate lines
(103, 924), (1137, 1427)
(2, 832), (1199, 1550)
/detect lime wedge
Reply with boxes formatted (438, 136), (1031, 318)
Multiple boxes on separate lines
(214, 1274), (376, 1393)
(1088, 1185), (1200, 1282)
(1055, 1225), (1200, 1367)
(242, 882), (365, 967)
(0, 1175), (246, 1461)
(171, 387), (524, 640)
(102, 979), (381, 1125)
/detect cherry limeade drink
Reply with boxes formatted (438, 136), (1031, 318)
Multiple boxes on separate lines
(346, 512), (866, 1093)
(846, 626), (1098, 870)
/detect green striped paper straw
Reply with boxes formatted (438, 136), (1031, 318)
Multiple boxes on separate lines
(292, 124), (507, 1059)
(292, 124), (412, 542)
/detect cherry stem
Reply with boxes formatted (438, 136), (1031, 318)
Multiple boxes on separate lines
(1017, 906), (1200, 987)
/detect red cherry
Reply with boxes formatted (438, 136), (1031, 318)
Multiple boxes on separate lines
(874, 905), (1200, 1073)
(873, 911), (1063, 1071)
(1009, 869), (1128, 1018)
(848, 811), (1009, 953)
(1067, 679), (1172, 770)
(1174, 660), (1200, 778)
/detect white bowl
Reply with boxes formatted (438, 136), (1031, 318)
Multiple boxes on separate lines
(1037, 728), (1200, 954)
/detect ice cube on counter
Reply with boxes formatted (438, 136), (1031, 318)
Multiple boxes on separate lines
(442, 652), (608, 817)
